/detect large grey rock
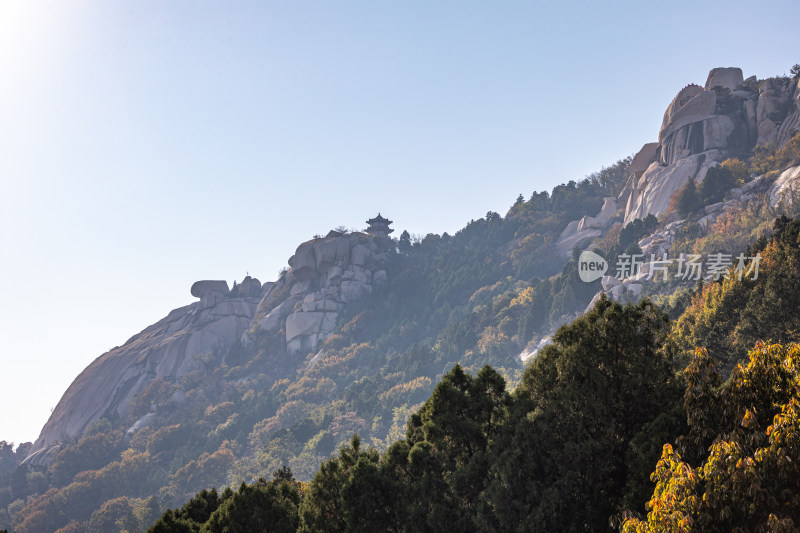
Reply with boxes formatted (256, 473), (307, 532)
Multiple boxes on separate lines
(290, 242), (318, 281)
(758, 78), (791, 122)
(660, 91), (718, 146)
(302, 292), (344, 312)
(285, 311), (339, 352)
(191, 281), (230, 307)
(622, 67), (798, 225)
(630, 143), (659, 179)
(286, 312), (326, 343)
(741, 175), (767, 193)
(254, 296), (299, 333)
(660, 84), (705, 141)
(776, 77), (800, 146)
(601, 275), (620, 291)
(31, 230), (395, 462)
(248, 232), (392, 354)
(314, 238), (351, 272)
(625, 151), (723, 224)
(290, 280), (312, 296)
(596, 197), (618, 227)
(757, 118), (778, 145)
(769, 165), (800, 208)
(555, 226), (601, 258)
(660, 115), (734, 166)
(236, 276), (262, 297)
(756, 78), (794, 145)
(699, 213), (718, 229)
(555, 197), (618, 258)
(705, 67), (743, 91)
(350, 244), (370, 267)
(30, 293), (260, 457)
(777, 108), (800, 146)
(191, 280), (230, 298)
(340, 281), (372, 303)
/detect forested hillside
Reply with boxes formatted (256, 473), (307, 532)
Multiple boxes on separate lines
(3, 67), (800, 532)
(0, 159), (635, 532)
(146, 213), (800, 533)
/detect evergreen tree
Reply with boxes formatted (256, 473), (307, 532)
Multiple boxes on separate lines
(677, 178), (701, 216)
(698, 165), (735, 204)
(398, 230), (412, 253)
(485, 296), (681, 532)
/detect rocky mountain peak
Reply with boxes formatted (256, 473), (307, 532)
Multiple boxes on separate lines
(624, 66), (800, 224)
(25, 228), (393, 465)
(243, 231), (391, 354)
(553, 67), (800, 259)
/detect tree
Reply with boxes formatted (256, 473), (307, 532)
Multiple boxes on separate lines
(87, 497), (135, 533)
(622, 343), (800, 532)
(670, 216), (800, 373)
(203, 478), (300, 533)
(147, 510), (195, 533)
(698, 165), (735, 204)
(148, 488), (228, 532)
(676, 178), (701, 216)
(618, 214), (659, 249)
(300, 435), (367, 533)
(398, 230), (412, 253)
(485, 296), (681, 532)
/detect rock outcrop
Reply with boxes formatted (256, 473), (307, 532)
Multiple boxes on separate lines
(585, 165), (778, 314)
(769, 165), (800, 208)
(624, 152), (723, 224)
(621, 68), (800, 224)
(705, 67), (744, 92)
(29, 278), (264, 459)
(191, 280), (231, 307)
(27, 229), (394, 464)
(243, 231), (391, 354)
(555, 197), (620, 258)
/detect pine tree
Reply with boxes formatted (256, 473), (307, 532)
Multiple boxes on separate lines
(677, 178), (701, 216)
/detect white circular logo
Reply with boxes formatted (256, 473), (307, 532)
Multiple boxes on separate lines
(578, 250), (608, 282)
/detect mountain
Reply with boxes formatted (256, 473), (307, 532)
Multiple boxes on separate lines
(27, 232), (393, 464)
(2, 65), (800, 532)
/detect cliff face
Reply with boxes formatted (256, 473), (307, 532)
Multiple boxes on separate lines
(26, 282), (261, 463)
(26, 67), (800, 465)
(554, 67), (800, 258)
(623, 67), (800, 224)
(243, 230), (391, 355)
(27, 230), (391, 464)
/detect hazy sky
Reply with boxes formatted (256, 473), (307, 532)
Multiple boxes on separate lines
(1, 0), (798, 446)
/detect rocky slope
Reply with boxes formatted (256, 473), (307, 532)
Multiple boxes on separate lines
(23, 65), (800, 469)
(623, 67), (800, 223)
(26, 230), (391, 464)
(21, 63), (800, 470)
(554, 67), (800, 258)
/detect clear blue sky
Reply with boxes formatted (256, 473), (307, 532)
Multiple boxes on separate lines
(1, 0), (798, 446)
